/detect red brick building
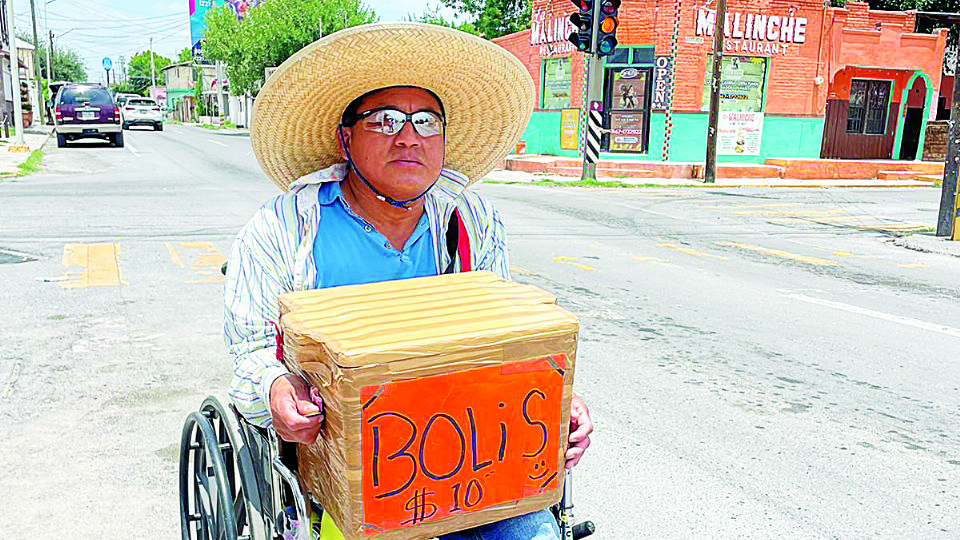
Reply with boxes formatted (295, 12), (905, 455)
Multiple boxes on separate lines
(493, 0), (947, 162)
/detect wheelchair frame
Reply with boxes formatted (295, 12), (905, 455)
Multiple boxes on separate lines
(179, 396), (595, 540)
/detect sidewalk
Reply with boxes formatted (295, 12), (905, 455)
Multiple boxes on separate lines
(483, 167), (937, 189)
(180, 122), (250, 136)
(0, 124), (53, 177)
(893, 233), (960, 258)
(497, 154), (943, 188)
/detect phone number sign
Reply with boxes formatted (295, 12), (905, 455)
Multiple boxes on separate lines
(361, 355), (566, 534)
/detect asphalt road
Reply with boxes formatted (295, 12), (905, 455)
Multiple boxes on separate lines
(0, 124), (957, 539)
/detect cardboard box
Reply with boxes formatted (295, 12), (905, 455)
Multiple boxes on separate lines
(278, 271), (579, 539)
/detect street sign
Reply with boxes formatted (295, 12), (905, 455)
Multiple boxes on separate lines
(102, 57), (113, 71)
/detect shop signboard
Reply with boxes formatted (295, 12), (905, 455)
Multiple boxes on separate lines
(560, 108), (579, 150)
(717, 111), (764, 155)
(652, 56), (672, 110)
(531, 10), (576, 56)
(694, 7), (808, 56)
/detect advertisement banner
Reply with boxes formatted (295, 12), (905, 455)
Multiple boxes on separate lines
(190, 0), (266, 50)
(609, 111), (647, 152)
(718, 111), (764, 155)
(560, 108), (579, 150)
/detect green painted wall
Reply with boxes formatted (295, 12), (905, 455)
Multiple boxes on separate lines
(522, 110), (581, 158)
(165, 88), (193, 110)
(521, 110), (826, 162)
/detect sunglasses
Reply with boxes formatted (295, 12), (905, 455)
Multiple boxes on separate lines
(345, 107), (446, 138)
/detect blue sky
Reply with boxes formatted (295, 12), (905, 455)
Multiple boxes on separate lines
(10, 0), (457, 85)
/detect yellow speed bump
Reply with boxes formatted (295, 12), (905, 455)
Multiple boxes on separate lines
(715, 241), (839, 267)
(61, 243), (126, 288)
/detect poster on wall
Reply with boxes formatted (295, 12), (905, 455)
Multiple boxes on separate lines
(609, 111), (647, 152)
(611, 68), (646, 111)
(560, 108), (579, 150)
(718, 111), (764, 155)
(701, 55), (768, 113)
(542, 57), (571, 109)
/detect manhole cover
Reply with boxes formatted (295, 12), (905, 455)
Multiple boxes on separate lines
(0, 249), (37, 264)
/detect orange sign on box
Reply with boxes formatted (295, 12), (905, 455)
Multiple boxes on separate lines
(360, 354), (566, 534)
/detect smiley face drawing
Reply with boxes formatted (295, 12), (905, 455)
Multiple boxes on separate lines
(526, 458), (558, 491)
(528, 459), (549, 480)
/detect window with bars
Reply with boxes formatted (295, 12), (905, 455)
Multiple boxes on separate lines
(846, 79), (890, 135)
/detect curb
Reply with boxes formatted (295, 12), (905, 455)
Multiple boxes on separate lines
(485, 177), (936, 189)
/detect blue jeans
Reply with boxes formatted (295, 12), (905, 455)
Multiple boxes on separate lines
(439, 509), (560, 540)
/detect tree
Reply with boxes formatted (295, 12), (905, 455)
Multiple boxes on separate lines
(178, 47), (194, 63)
(20, 36), (87, 83)
(202, 0), (377, 96)
(405, 3), (478, 34)
(438, 0), (531, 38)
(126, 51), (172, 95)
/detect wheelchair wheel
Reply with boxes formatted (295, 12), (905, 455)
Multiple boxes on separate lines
(180, 397), (253, 540)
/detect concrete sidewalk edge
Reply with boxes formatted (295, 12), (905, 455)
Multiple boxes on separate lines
(892, 233), (960, 258)
(482, 169), (937, 189)
(0, 127), (54, 178)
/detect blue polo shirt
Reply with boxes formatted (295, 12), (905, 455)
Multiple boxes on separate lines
(312, 181), (437, 289)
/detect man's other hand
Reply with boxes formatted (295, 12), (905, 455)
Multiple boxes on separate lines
(565, 394), (593, 469)
(269, 374), (324, 444)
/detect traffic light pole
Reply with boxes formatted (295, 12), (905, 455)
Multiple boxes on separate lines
(704, 0), (728, 184)
(581, 0), (603, 181)
(581, 53), (604, 181)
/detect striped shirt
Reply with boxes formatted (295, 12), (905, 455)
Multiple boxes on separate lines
(224, 163), (510, 427)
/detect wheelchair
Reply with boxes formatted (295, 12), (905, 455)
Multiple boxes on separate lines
(179, 396), (596, 540)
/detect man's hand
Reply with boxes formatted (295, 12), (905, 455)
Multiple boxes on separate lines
(565, 394), (593, 469)
(269, 374), (324, 444)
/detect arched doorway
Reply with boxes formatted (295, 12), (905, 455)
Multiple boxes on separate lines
(897, 76), (928, 160)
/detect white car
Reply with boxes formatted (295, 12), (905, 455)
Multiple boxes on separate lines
(122, 97), (164, 131)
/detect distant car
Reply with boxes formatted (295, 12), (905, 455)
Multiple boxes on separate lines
(54, 83), (123, 148)
(122, 97), (164, 131)
(114, 93), (141, 110)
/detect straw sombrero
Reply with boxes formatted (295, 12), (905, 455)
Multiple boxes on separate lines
(251, 22), (536, 192)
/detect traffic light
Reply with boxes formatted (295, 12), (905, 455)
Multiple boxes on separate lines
(596, 0), (621, 57)
(567, 0), (594, 53)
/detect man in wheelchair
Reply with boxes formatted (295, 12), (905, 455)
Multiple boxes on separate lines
(223, 23), (593, 540)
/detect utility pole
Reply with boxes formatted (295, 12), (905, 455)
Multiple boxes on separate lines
(149, 37), (156, 90)
(703, 0), (728, 184)
(5, 0), (27, 149)
(46, 29), (53, 83)
(215, 60), (225, 119)
(938, 51), (960, 240)
(28, 0), (41, 122)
